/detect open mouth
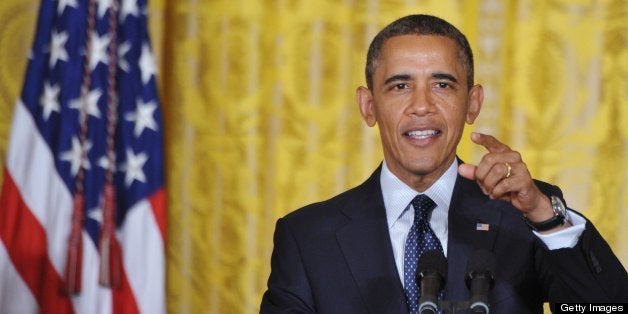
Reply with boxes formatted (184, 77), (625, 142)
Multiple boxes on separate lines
(404, 129), (441, 139)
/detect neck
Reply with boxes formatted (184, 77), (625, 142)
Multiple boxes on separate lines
(385, 157), (457, 192)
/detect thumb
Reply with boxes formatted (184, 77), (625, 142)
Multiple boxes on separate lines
(458, 163), (477, 180)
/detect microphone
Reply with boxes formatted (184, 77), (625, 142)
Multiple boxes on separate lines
(417, 250), (448, 314)
(465, 249), (496, 314)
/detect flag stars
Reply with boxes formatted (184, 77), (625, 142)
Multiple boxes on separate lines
(89, 32), (110, 70)
(60, 137), (92, 176)
(122, 149), (148, 187)
(139, 44), (157, 84)
(98, 155), (116, 172)
(88, 206), (103, 224)
(125, 99), (158, 137)
(97, 0), (113, 18)
(57, 0), (78, 15)
(118, 41), (131, 72)
(39, 81), (61, 120)
(49, 30), (69, 68)
(120, 0), (140, 22)
(69, 88), (103, 119)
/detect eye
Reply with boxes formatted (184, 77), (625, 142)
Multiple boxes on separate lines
(393, 83), (409, 90)
(435, 82), (450, 89)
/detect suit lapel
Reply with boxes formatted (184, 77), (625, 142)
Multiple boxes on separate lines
(334, 167), (507, 309)
(445, 174), (503, 301)
(335, 168), (408, 314)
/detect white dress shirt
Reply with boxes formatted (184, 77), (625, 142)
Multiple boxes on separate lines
(380, 159), (586, 285)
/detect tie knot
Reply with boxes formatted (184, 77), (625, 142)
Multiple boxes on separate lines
(411, 194), (436, 222)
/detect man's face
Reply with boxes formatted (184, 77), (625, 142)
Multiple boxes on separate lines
(357, 34), (483, 190)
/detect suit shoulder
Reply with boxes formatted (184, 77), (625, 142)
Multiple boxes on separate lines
(281, 183), (366, 224)
(273, 168), (382, 238)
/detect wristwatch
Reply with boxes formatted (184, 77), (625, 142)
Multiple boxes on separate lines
(524, 196), (567, 231)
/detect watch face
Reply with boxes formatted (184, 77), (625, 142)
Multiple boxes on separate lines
(551, 196), (567, 216)
(525, 196), (568, 231)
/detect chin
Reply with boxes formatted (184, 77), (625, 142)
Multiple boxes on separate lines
(410, 167), (436, 176)
(405, 160), (438, 176)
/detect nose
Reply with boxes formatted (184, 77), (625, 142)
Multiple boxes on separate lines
(406, 85), (434, 116)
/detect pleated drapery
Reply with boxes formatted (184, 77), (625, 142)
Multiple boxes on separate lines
(0, 0), (626, 313)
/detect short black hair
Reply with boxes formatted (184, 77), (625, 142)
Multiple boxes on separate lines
(365, 14), (474, 90)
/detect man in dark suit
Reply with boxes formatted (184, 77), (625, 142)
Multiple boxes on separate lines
(260, 14), (628, 313)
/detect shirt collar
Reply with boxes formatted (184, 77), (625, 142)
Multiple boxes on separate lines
(380, 159), (459, 229)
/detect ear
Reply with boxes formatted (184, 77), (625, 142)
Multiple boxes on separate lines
(465, 84), (484, 124)
(357, 86), (377, 127)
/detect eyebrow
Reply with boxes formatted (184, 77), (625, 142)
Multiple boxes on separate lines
(432, 72), (459, 84)
(383, 72), (459, 86)
(383, 74), (412, 85)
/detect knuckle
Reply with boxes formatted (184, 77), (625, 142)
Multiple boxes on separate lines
(495, 143), (509, 153)
(501, 178), (512, 190)
(483, 154), (497, 164)
(511, 151), (521, 160)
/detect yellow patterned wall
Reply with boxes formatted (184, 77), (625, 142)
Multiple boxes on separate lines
(0, 0), (626, 313)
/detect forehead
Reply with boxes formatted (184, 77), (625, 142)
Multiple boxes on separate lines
(375, 34), (463, 75)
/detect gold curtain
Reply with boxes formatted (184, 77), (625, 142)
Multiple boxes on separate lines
(0, 0), (626, 313)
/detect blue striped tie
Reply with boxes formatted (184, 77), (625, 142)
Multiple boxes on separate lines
(404, 194), (444, 313)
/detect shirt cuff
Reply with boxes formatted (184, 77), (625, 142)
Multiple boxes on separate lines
(532, 209), (586, 250)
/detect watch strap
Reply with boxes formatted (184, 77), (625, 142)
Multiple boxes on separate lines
(524, 196), (566, 231)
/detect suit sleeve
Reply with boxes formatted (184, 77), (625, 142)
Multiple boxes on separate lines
(532, 180), (628, 302)
(534, 213), (628, 303)
(260, 218), (316, 313)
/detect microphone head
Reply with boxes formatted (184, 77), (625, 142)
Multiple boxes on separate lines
(465, 249), (496, 288)
(417, 250), (448, 282)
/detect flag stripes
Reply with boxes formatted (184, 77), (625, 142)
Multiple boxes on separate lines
(0, 0), (166, 312)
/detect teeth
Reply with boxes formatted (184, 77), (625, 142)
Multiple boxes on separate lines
(407, 130), (438, 138)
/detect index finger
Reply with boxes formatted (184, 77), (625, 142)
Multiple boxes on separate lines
(470, 132), (510, 153)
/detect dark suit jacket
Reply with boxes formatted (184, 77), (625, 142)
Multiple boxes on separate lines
(261, 166), (628, 313)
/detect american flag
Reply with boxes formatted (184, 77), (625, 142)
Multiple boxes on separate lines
(475, 222), (490, 231)
(0, 0), (166, 312)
